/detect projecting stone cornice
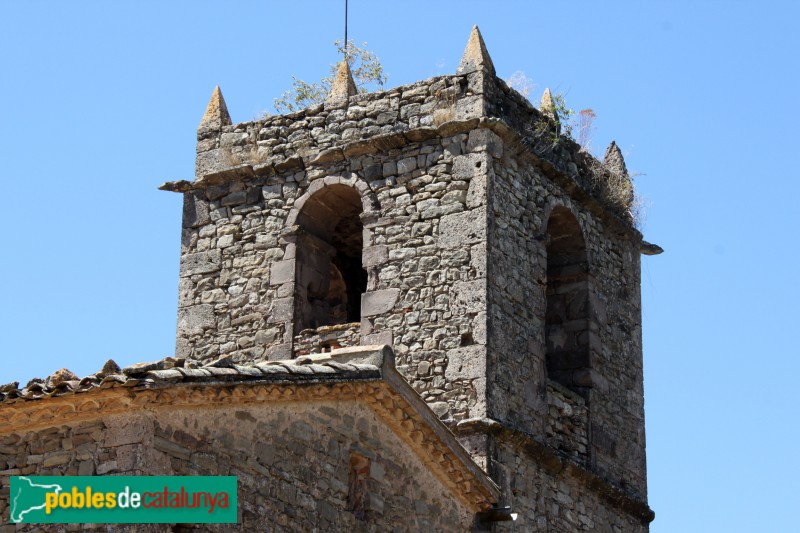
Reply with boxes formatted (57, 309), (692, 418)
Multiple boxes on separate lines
(455, 417), (655, 525)
(159, 115), (643, 240)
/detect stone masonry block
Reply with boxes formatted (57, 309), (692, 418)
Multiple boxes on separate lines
(195, 148), (226, 178)
(361, 330), (393, 346)
(472, 311), (487, 345)
(452, 152), (490, 181)
(445, 345), (486, 381)
(470, 241), (486, 278)
(266, 343), (292, 361)
(438, 206), (486, 249)
(270, 259), (295, 285)
(183, 193), (210, 228)
(178, 304), (215, 332)
(361, 289), (401, 317)
(177, 277), (193, 307)
(397, 156), (417, 175)
(467, 128), (503, 159)
(455, 95), (484, 120)
(175, 336), (191, 359)
(104, 415), (150, 448)
(262, 184), (282, 200)
(180, 250), (222, 277)
(362, 245), (389, 268)
(466, 171), (487, 208)
(270, 298), (294, 322)
(450, 280), (485, 314)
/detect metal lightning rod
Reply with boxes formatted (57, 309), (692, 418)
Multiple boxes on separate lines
(344, 0), (349, 60)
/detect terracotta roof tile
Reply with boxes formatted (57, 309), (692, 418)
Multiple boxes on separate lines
(0, 354), (381, 404)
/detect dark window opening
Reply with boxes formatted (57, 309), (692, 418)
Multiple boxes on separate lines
(295, 184), (367, 333)
(545, 206), (591, 396)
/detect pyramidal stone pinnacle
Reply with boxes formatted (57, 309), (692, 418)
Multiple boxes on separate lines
(199, 86), (232, 131)
(457, 25), (495, 75)
(540, 88), (557, 120)
(604, 141), (628, 177)
(326, 60), (357, 106)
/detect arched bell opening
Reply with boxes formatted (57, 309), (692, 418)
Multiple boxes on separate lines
(544, 206), (591, 397)
(293, 184), (368, 333)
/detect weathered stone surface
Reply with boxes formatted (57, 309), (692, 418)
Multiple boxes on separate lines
(438, 207), (486, 249)
(195, 148), (228, 178)
(362, 245), (388, 267)
(603, 140), (628, 177)
(104, 415), (149, 447)
(269, 259), (295, 285)
(96, 460), (118, 475)
(466, 171), (487, 208)
(183, 192), (210, 228)
(452, 152), (490, 180)
(467, 128), (503, 159)
(179, 250), (221, 277)
(640, 240), (664, 256)
(100, 359), (121, 376)
(41, 451), (71, 467)
(470, 241), (486, 278)
(456, 25), (495, 75)
(361, 289), (401, 317)
(198, 85), (232, 132)
(540, 87), (557, 120)
(177, 304), (215, 332)
(326, 61), (357, 107)
(44, 368), (78, 389)
(445, 345), (485, 381)
(270, 298), (293, 322)
(266, 343), (292, 361)
(154, 435), (191, 460)
(361, 330), (393, 346)
(451, 280), (485, 314)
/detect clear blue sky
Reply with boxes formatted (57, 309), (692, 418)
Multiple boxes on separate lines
(2, 2), (798, 531)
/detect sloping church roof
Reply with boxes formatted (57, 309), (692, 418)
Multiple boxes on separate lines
(1, 345), (500, 512)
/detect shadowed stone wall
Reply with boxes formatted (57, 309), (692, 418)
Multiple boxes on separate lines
(0, 401), (475, 532)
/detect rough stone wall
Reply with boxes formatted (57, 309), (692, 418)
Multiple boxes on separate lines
(178, 74), (491, 425)
(484, 131), (647, 498)
(492, 440), (648, 533)
(177, 59), (648, 523)
(0, 401), (475, 532)
(0, 417), (157, 533)
(194, 76), (475, 180)
(293, 322), (360, 355)
(546, 382), (589, 463)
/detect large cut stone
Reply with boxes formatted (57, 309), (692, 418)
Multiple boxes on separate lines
(269, 259), (295, 286)
(438, 206), (486, 249)
(362, 245), (389, 268)
(361, 289), (401, 317)
(270, 298), (294, 322)
(178, 304), (215, 331)
(183, 192), (210, 228)
(180, 250), (221, 277)
(452, 153), (490, 180)
(451, 280), (485, 314)
(467, 128), (503, 159)
(445, 345), (486, 381)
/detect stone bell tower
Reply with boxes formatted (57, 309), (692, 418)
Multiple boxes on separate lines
(161, 26), (655, 531)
